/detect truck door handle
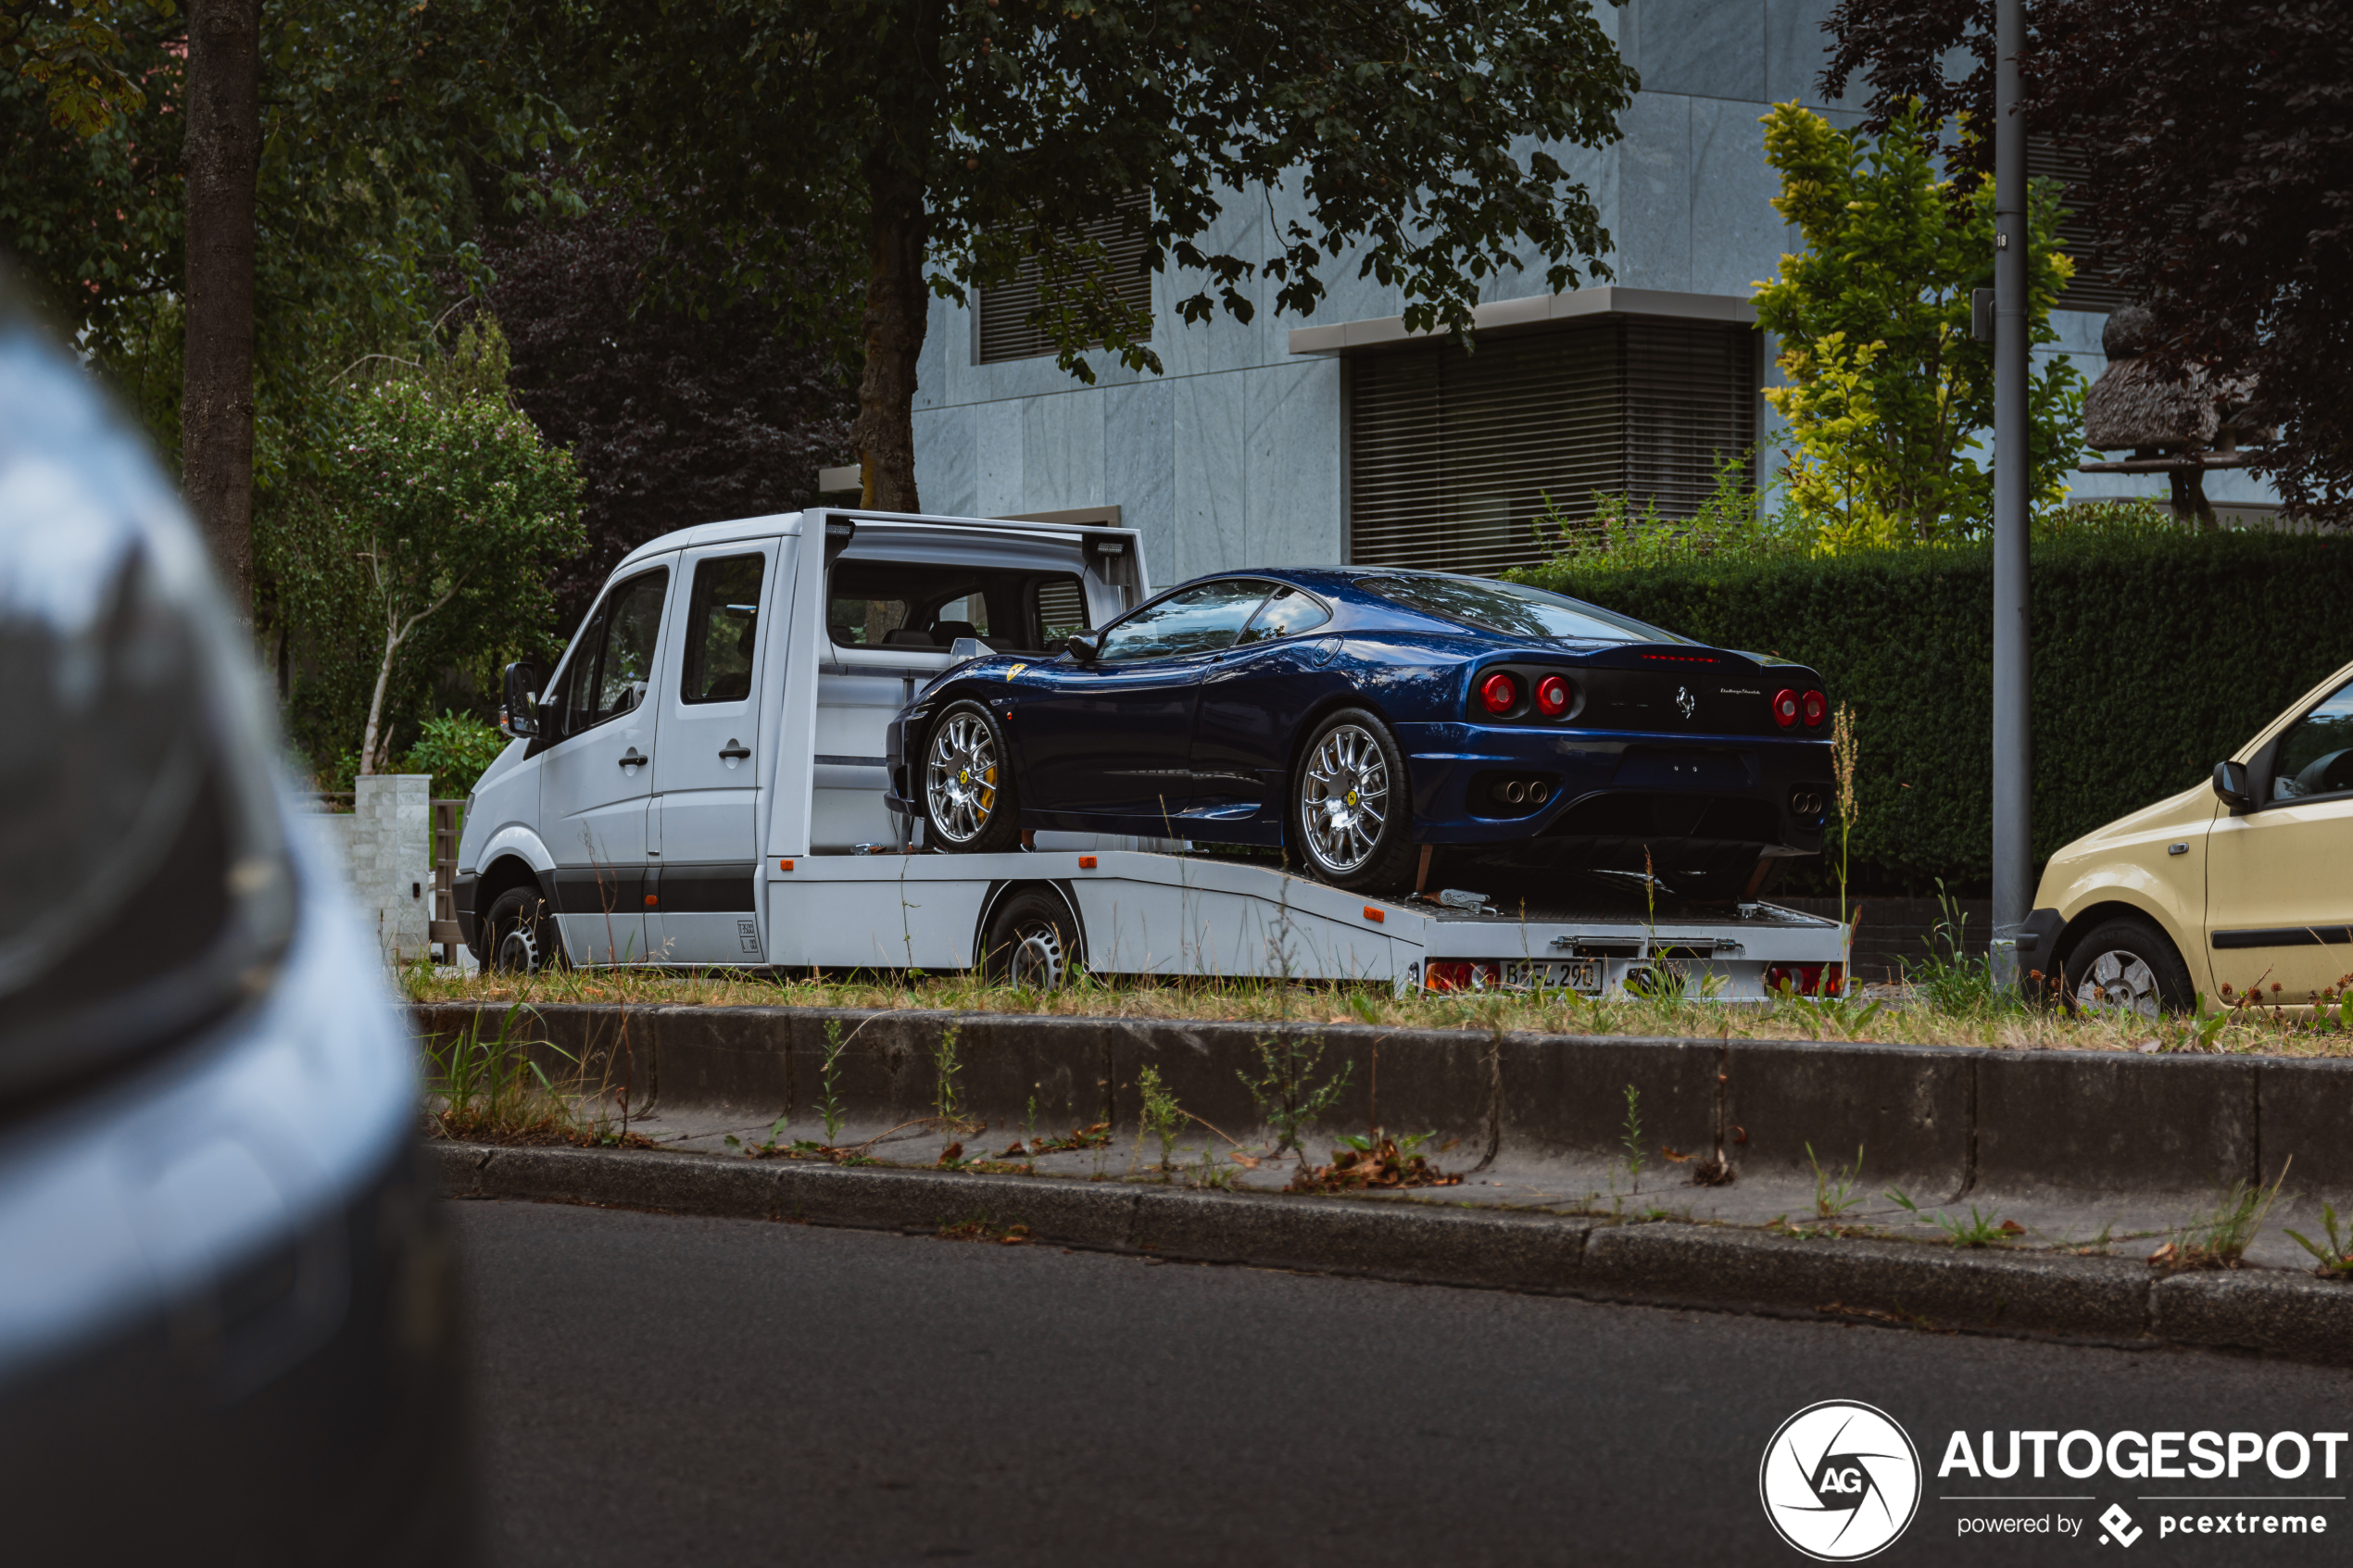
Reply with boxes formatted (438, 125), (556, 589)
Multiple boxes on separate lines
(720, 741), (750, 760)
(618, 748), (646, 769)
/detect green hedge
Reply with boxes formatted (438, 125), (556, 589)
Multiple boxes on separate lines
(1514, 530), (2353, 889)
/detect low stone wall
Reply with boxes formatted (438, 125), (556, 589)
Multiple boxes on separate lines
(301, 774), (434, 962)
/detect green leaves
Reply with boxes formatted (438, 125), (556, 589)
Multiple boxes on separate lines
(1754, 102), (2084, 547)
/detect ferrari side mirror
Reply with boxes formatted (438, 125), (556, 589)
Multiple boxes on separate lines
(1064, 629), (1103, 663)
(2212, 759), (2255, 811)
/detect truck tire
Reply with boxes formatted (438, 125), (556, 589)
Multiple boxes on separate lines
(2060, 915), (2192, 1018)
(1290, 708), (1417, 895)
(981, 888), (1078, 990)
(483, 883), (561, 974)
(922, 700), (1023, 854)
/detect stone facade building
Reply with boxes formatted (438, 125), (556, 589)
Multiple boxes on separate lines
(905, 0), (2280, 585)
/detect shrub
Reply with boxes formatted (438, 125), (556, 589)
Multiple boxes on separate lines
(1510, 524), (2353, 888)
(398, 711), (511, 799)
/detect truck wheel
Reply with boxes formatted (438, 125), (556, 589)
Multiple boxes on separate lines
(923, 700), (1023, 854)
(484, 884), (561, 974)
(1290, 708), (1417, 894)
(2062, 915), (2191, 1018)
(981, 889), (1077, 989)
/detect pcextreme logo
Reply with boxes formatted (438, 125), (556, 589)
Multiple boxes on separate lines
(1760, 1400), (1924, 1562)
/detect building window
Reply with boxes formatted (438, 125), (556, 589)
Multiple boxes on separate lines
(2027, 137), (2132, 313)
(975, 192), (1152, 365)
(1347, 319), (1757, 577)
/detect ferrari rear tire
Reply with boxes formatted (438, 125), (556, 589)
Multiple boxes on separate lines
(923, 700), (1023, 854)
(1291, 708), (1417, 894)
(2061, 915), (2193, 1019)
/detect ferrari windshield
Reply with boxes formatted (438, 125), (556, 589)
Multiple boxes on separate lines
(1357, 575), (1690, 645)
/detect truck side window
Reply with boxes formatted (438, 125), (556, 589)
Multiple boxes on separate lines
(681, 554), (764, 703)
(559, 568), (669, 736)
(2271, 680), (2353, 801)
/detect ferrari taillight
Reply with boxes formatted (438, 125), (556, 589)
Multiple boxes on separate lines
(1479, 672), (1519, 715)
(1535, 673), (1572, 717)
(1802, 689), (1827, 728)
(1771, 688), (1800, 728)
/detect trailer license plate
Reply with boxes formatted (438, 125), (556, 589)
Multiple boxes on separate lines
(1501, 959), (1604, 994)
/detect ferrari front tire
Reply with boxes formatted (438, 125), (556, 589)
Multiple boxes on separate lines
(923, 700), (1023, 854)
(1291, 708), (1417, 894)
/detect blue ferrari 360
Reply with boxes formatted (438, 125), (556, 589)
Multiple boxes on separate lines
(882, 569), (1834, 898)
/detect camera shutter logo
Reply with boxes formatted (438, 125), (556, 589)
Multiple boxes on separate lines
(1759, 1399), (1922, 1561)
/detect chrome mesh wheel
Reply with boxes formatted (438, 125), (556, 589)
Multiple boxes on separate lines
(2074, 947), (2160, 1020)
(1298, 721), (1391, 875)
(925, 709), (1000, 846)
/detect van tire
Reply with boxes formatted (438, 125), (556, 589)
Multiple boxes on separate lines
(484, 883), (561, 973)
(922, 700), (1023, 854)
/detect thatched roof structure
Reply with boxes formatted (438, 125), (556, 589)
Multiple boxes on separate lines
(2083, 306), (2271, 453)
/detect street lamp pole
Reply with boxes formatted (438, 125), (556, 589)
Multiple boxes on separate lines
(1990, 0), (2032, 991)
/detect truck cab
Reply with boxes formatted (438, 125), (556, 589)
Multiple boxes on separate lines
(454, 509), (1148, 970)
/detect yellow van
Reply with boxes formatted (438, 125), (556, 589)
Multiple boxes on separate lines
(2024, 659), (2353, 1016)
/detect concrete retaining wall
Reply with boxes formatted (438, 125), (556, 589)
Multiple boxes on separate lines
(410, 1003), (2353, 1210)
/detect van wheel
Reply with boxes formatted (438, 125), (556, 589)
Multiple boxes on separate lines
(981, 889), (1077, 990)
(1290, 708), (1417, 894)
(2061, 916), (2191, 1018)
(923, 700), (1023, 854)
(484, 884), (561, 974)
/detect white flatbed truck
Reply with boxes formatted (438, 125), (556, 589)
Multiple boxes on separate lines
(457, 507), (1848, 997)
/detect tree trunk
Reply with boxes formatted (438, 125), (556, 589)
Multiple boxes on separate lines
(182, 0), (261, 625)
(850, 158), (930, 512)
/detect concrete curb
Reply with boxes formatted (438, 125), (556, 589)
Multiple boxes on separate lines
(430, 1142), (2353, 1366)
(412, 1003), (2353, 1208)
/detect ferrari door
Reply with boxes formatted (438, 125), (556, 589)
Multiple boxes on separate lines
(538, 561), (673, 963)
(2206, 676), (2353, 998)
(1186, 584), (1336, 837)
(651, 541), (778, 965)
(1014, 578), (1275, 834)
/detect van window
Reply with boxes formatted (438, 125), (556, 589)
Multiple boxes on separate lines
(555, 568), (669, 735)
(680, 553), (764, 703)
(827, 559), (1091, 653)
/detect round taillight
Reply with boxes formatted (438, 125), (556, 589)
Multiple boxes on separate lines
(1771, 688), (1800, 729)
(1479, 671), (1519, 715)
(1802, 689), (1827, 727)
(1534, 673), (1572, 718)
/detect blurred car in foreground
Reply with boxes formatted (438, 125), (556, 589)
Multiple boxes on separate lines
(2028, 657), (2353, 1017)
(0, 272), (467, 1557)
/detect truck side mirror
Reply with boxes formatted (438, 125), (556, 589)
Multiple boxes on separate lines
(501, 660), (544, 738)
(1063, 629), (1103, 663)
(2212, 759), (2255, 811)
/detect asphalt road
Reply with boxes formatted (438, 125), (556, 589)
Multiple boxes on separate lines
(455, 1199), (2353, 1567)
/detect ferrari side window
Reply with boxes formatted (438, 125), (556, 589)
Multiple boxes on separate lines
(2270, 681), (2353, 801)
(1237, 585), (1330, 645)
(1096, 579), (1275, 662)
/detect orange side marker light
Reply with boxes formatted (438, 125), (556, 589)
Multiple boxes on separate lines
(1363, 906), (1385, 923)
(779, 859), (795, 872)
(1078, 856), (1098, 869)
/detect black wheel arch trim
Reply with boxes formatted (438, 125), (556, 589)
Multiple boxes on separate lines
(972, 878), (1086, 972)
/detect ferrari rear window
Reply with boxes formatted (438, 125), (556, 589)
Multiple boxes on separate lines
(1357, 574), (1688, 645)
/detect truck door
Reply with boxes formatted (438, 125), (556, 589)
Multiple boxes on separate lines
(650, 541), (778, 964)
(2205, 676), (2353, 999)
(538, 559), (673, 963)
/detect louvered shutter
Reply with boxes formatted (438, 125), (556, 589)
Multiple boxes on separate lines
(1348, 318), (1755, 576)
(2027, 138), (2133, 313)
(977, 192), (1153, 364)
